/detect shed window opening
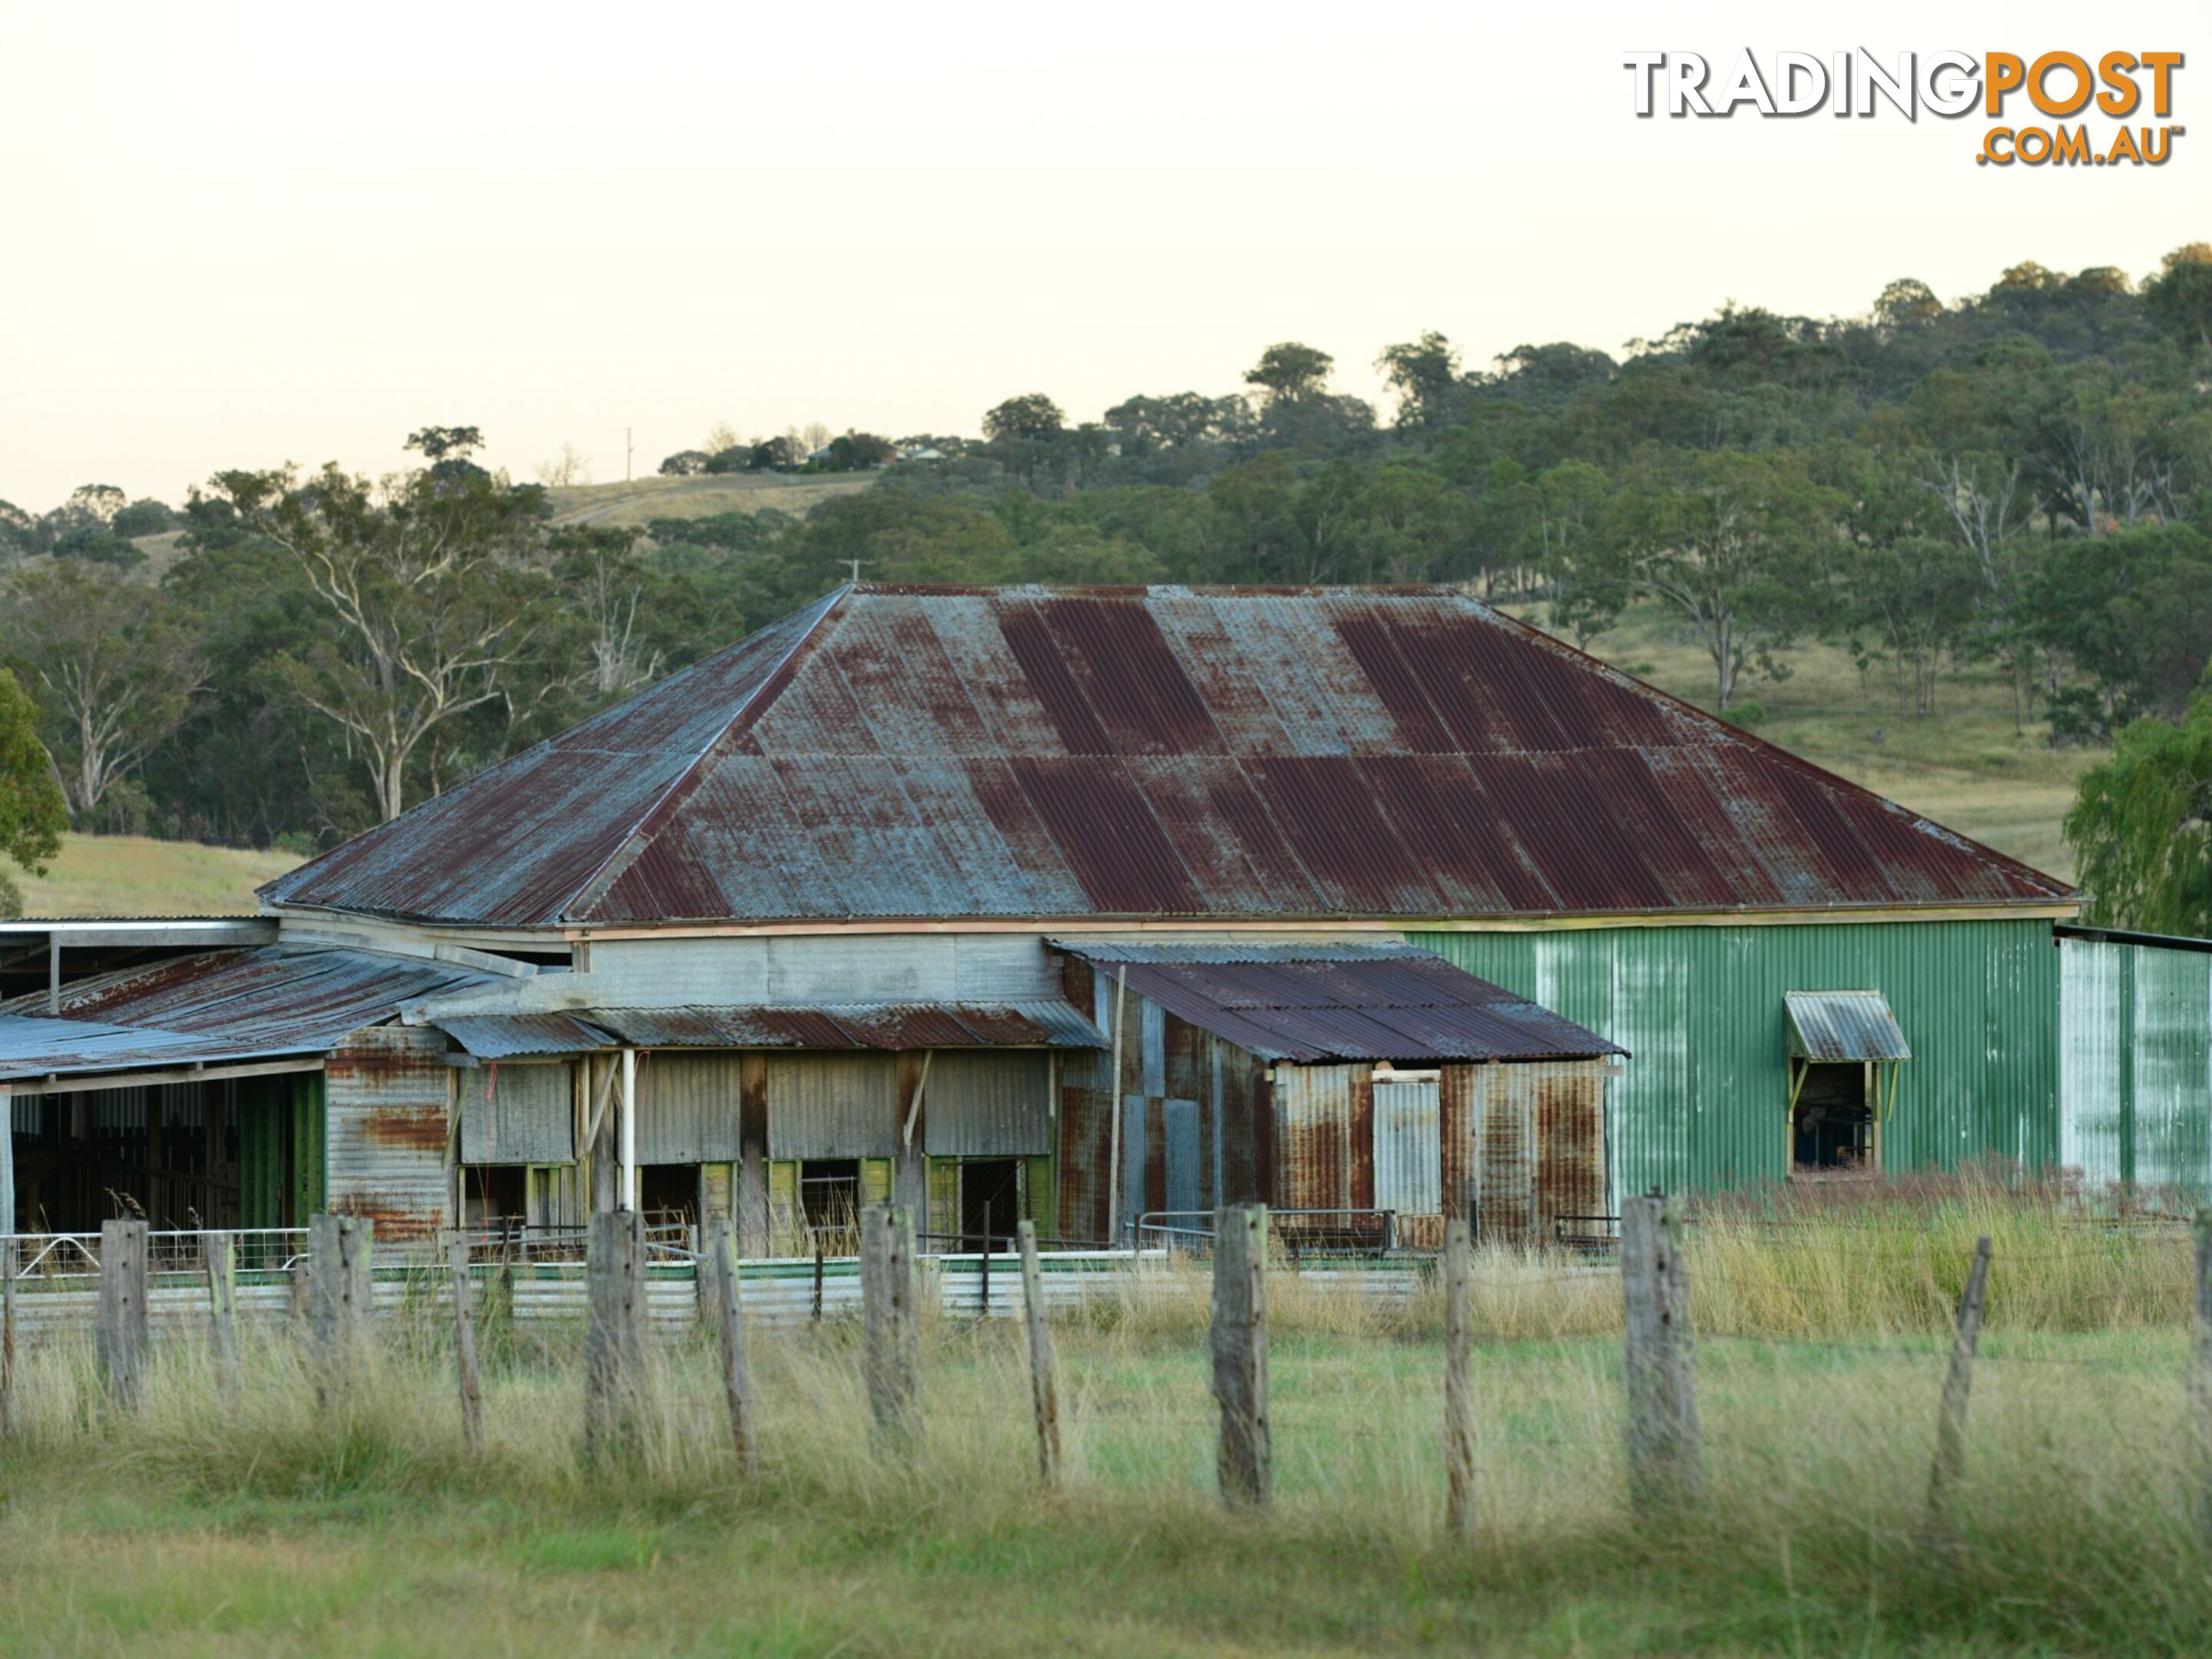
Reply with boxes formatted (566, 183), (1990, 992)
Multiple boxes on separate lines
(1783, 991), (1909, 1177)
(800, 1159), (863, 1250)
(637, 1164), (700, 1231)
(462, 1164), (527, 1235)
(957, 1157), (1023, 1252)
(1790, 1067), (1875, 1171)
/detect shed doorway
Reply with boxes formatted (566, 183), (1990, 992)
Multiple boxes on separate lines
(958, 1157), (1022, 1251)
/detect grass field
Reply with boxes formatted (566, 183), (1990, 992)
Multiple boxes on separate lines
(2, 1192), (2204, 1657)
(545, 472), (878, 528)
(8, 833), (299, 917)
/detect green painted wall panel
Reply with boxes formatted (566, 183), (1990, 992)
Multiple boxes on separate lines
(1416, 919), (2060, 1198)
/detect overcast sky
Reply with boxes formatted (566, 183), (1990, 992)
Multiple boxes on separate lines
(1, 0), (2200, 508)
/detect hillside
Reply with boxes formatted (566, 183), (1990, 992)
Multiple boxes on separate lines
(544, 472), (876, 528)
(10, 834), (300, 917)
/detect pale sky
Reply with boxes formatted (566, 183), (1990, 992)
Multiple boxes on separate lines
(1, 0), (2201, 509)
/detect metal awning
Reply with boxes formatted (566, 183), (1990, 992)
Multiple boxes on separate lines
(1784, 991), (1910, 1062)
(1055, 940), (1622, 1065)
(579, 1002), (1104, 1051)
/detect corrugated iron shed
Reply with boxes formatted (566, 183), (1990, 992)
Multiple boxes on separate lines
(0, 946), (497, 1081)
(1784, 990), (1912, 1061)
(581, 1001), (1102, 1050)
(432, 1011), (616, 1058)
(1056, 940), (1624, 1065)
(261, 586), (2073, 929)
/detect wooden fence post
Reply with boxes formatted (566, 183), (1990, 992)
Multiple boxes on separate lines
(1927, 1233), (1993, 1522)
(1212, 1202), (1271, 1507)
(1443, 1217), (1475, 1536)
(2191, 1209), (2212, 1546)
(308, 1214), (374, 1398)
(97, 1217), (151, 1411)
(1621, 1194), (1702, 1511)
(1016, 1219), (1062, 1490)
(583, 1209), (649, 1467)
(708, 1215), (758, 1479)
(1, 1240), (17, 1440)
(860, 1201), (919, 1442)
(447, 1232), (485, 1452)
(205, 1230), (240, 1388)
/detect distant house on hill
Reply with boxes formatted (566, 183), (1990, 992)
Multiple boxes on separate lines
(15, 584), (2179, 1257)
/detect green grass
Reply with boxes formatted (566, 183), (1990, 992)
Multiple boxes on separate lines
(3, 1191), (2206, 1655)
(8, 833), (300, 918)
(1551, 601), (2095, 882)
(546, 471), (877, 528)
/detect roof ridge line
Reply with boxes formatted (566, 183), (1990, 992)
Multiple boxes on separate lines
(562, 586), (853, 921)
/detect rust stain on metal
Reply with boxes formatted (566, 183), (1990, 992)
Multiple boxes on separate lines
(364, 1105), (449, 1153)
(1533, 1065), (1608, 1243)
(259, 586), (2071, 929)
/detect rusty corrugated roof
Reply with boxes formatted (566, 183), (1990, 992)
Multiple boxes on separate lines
(1057, 940), (1624, 1065)
(263, 586), (2075, 928)
(0, 946), (498, 1081)
(431, 1011), (617, 1058)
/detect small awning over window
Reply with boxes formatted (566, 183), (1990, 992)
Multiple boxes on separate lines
(1784, 991), (1910, 1062)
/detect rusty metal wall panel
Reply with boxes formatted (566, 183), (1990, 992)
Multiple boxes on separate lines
(1057, 1081), (1112, 1241)
(1373, 1079), (1441, 1218)
(1533, 1061), (1608, 1241)
(459, 1061), (575, 1164)
(1478, 1064), (1535, 1248)
(1440, 1067), (1476, 1227)
(1164, 1098), (1200, 1214)
(924, 1051), (1053, 1155)
(326, 1025), (451, 1241)
(638, 1053), (746, 1163)
(1272, 1064), (1359, 1211)
(765, 1053), (897, 1159)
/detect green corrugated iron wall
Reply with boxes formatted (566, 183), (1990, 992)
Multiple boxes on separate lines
(237, 1071), (326, 1229)
(1414, 919), (2059, 1197)
(2059, 937), (2212, 1193)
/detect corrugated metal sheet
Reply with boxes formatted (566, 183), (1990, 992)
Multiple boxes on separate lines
(581, 1002), (1101, 1050)
(459, 1061), (575, 1164)
(1422, 919), (2061, 1196)
(637, 1053), (746, 1163)
(1373, 1079), (1441, 1217)
(1784, 991), (1911, 1061)
(923, 1051), (1053, 1156)
(325, 1025), (451, 1240)
(436, 1012), (613, 1059)
(0, 947), (497, 1081)
(2059, 934), (2212, 1194)
(1056, 942), (1621, 1064)
(262, 586), (2071, 928)
(765, 1053), (898, 1158)
(1273, 1064), (1360, 1211)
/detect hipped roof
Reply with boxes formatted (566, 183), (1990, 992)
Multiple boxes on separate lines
(263, 585), (2073, 929)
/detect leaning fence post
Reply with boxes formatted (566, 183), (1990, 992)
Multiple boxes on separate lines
(98, 1217), (151, 1411)
(1621, 1194), (1702, 1511)
(308, 1214), (373, 1399)
(1443, 1217), (1475, 1536)
(205, 1229), (240, 1389)
(1927, 1233), (1993, 1523)
(1212, 1201), (1271, 1507)
(1017, 1219), (1062, 1490)
(1, 1240), (17, 1440)
(860, 1201), (919, 1442)
(2192, 1210), (2212, 1545)
(583, 1209), (649, 1467)
(446, 1232), (485, 1452)
(708, 1215), (758, 1479)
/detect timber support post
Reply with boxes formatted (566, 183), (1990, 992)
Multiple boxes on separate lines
(447, 1232), (485, 1452)
(1621, 1194), (1702, 1512)
(97, 1217), (151, 1411)
(205, 1230), (240, 1389)
(1927, 1233), (1993, 1525)
(860, 1201), (919, 1444)
(1017, 1218), (1061, 1490)
(0, 1240), (17, 1439)
(708, 1215), (757, 1479)
(1211, 1201), (1271, 1508)
(308, 1214), (374, 1399)
(583, 1208), (649, 1467)
(1443, 1217), (1475, 1536)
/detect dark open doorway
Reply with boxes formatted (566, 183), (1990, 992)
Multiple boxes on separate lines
(959, 1157), (1022, 1251)
(1792, 1065), (1873, 1171)
(638, 1164), (699, 1230)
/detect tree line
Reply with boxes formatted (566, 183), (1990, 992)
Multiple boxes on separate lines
(0, 247), (2207, 929)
